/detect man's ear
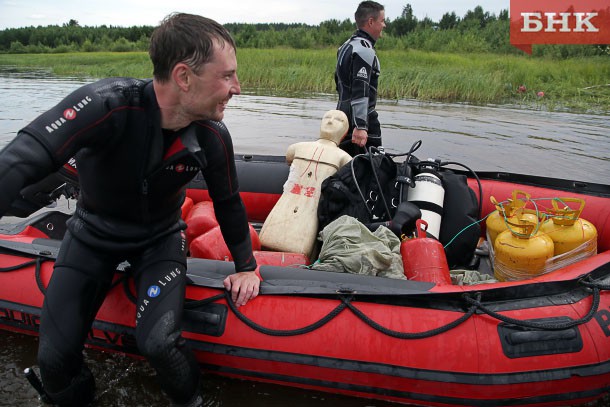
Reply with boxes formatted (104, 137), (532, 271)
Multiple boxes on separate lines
(172, 63), (190, 92)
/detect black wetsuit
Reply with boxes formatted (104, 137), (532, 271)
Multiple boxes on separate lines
(335, 29), (381, 156)
(0, 77), (256, 405)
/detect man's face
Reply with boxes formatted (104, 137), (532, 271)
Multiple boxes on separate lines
(186, 41), (241, 122)
(368, 10), (386, 40)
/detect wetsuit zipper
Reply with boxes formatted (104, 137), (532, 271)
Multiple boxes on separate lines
(140, 121), (155, 224)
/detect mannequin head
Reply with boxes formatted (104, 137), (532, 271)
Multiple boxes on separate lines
(319, 110), (349, 145)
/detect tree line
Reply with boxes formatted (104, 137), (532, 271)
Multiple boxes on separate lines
(0, 5), (606, 58)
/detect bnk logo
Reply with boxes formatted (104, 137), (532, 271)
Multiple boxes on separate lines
(510, 0), (610, 54)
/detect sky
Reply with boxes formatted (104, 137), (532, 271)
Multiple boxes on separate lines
(0, 0), (509, 29)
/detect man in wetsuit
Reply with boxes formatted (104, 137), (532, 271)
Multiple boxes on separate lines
(0, 13), (259, 407)
(335, 1), (386, 156)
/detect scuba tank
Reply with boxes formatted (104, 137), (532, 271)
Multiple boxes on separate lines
(493, 214), (554, 281)
(401, 219), (451, 285)
(486, 190), (530, 247)
(539, 197), (598, 256)
(407, 160), (444, 239)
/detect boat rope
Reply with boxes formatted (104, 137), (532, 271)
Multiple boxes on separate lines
(121, 275), (137, 304)
(464, 275), (602, 330)
(341, 293), (480, 339)
(579, 276), (610, 291)
(0, 257), (51, 295)
(185, 293), (225, 309)
(0, 258), (39, 272)
(211, 276), (609, 338)
(5, 250), (609, 337)
(34, 258), (49, 295)
(218, 291), (481, 339)
(223, 291), (348, 336)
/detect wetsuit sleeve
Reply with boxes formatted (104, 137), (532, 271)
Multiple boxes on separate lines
(0, 80), (126, 217)
(16, 81), (123, 163)
(350, 45), (376, 131)
(196, 121), (257, 272)
(0, 132), (56, 216)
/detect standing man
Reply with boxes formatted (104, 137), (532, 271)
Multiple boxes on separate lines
(0, 13), (259, 407)
(335, 1), (386, 156)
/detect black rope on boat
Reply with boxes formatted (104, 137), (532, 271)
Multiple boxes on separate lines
(579, 276), (610, 291)
(185, 293), (225, 309)
(464, 278), (602, 330)
(218, 291), (482, 340)
(223, 291), (348, 336)
(34, 257), (50, 295)
(121, 275), (137, 304)
(341, 293), (480, 339)
(0, 259), (38, 272)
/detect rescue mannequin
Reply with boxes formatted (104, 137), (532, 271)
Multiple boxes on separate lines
(259, 110), (352, 258)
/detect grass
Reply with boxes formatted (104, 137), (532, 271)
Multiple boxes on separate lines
(0, 50), (608, 113)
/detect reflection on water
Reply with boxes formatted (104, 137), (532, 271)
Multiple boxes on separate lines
(0, 69), (609, 407)
(1, 67), (608, 183)
(226, 94), (609, 183)
(0, 67), (90, 147)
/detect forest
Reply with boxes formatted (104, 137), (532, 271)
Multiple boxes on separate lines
(0, 5), (607, 58)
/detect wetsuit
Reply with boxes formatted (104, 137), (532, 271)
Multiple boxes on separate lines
(335, 29), (381, 156)
(0, 77), (256, 406)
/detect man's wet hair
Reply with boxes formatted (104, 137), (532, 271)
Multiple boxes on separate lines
(149, 13), (236, 82)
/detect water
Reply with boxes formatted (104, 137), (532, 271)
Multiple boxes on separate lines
(0, 69), (609, 406)
(1, 68), (609, 183)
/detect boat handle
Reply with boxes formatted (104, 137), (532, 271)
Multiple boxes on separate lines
(507, 329), (577, 345)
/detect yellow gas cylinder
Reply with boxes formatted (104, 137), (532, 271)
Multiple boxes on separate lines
(539, 197), (598, 256)
(486, 190), (530, 247)
(493, 215), (554, 281)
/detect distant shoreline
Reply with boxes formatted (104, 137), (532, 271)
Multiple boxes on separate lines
(0, 50), (608, 114)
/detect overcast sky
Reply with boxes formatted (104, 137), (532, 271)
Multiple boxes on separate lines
(0, 0), (508, 29)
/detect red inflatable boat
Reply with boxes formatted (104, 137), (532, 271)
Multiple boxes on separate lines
(1, 153), (609, 407)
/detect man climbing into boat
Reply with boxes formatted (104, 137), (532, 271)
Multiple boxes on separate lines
(335, 1), (385, 156)
(0, 13), (259, 407)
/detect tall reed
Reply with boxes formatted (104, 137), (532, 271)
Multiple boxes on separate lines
(0, 50), (607, 112)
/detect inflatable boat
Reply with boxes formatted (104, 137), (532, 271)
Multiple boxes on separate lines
(1, 153), (609, 407)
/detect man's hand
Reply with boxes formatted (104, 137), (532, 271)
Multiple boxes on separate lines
(223, 269), (261, 307)
(352, 128), (368, 147)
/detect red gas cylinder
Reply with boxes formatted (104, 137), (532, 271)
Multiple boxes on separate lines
(190, 224), (261, 260)
(400, 219), (451, 285)
(185, 201), (219, 244)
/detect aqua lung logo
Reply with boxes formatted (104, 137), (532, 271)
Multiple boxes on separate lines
(158, 267), (181, 287)
(136, 269), (181, 324)
(45, 95), (93, 133)
(136, 285), (160, 324)
(64, 108), (77, 120)
(165, 164), (199, 173)
(356, 67), (368, 79)
(147, 285), (161, 298)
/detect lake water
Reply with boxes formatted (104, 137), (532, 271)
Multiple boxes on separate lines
(0, 69), (609, 406)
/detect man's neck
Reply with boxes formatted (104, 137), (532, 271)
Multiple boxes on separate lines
(153, 79), (190, 131)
